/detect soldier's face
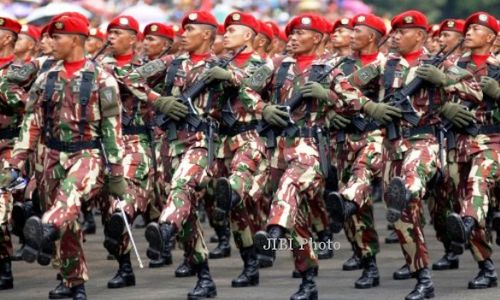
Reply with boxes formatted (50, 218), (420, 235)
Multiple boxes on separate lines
(464, 24), (495, 49)
(14, 34), (35, 55)
(495, 32), (500, 48)
(351, 25), (371, 51)
(0, 29), (15, 50)
(40, 33), (54, 55)
(182, 24), (209, 53)
(223, 25), (252, 50)
(107, 28), (136, 56)
(392, 28), (422, 55)
(212, 35), (224, 55)
(84, 37), (103, 55)
(332, 27), (352, 48)
(143, 35), (171, 59)
(439, 31), (463, 53)
(51, 33), (79, 60)
(289, 29), (321, 55)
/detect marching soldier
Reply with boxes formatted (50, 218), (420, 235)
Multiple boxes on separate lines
(0, 16), (126, 299)
(85, 28), (106, 59)
(14, 25), (40, 64)
(142, 23), (174, 62)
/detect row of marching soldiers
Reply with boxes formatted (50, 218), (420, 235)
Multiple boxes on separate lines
(0, 7), (499, 300)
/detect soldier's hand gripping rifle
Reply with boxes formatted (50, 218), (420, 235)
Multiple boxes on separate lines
(258, 57), (349, 148)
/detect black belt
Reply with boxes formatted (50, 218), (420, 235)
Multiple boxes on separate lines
(281, 126), (319, 139)
(343, 122), (379, 134)
(46, 138), (100, 153)
(478, 124), (500, 135)
(0, 127), (20, 140)
(122, 125), (149, 135)
(401, 125), (436, 138)
(177, 121), (209, 133)
(220, 121), (258, 136)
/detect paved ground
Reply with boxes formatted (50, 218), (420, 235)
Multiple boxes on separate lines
(3, 202), (500, 300)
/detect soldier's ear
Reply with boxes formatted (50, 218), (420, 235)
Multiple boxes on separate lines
(486, 32), (496, 44)
(312, 32), (322, 45)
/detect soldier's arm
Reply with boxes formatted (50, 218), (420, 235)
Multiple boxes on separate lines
(330, 70), (371, 116)
(99, 72), (125, 177)
(0, 63), (39, 111)
(125, 56), (172, 104)
(441, 61), (483, 105)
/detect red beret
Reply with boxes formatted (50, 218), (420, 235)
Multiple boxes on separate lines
(49, 16), (89, 37)
(107, 16), (140, 33)
(224, 12), (259, 34)
(20, 25), (41, 41)
(438, 19), (465, 35)
(172, 24), (184, 36)
(464, 12), (499, 34)
(353, 14), (386, 36)
(0, 17), (21, 34)
(428, 24), (440, 37)
(323, 18), (334, 34)
(286, 14), (328, 36)
(217, 24), (225, 35)
(89, 27), (106, 41)
(332, 17), (354, 32)
(257, 21), (274, 41)
(51, 12), (89, 27)
(181, 11), (218, 29)
(144, 23), (174, 40)
(391, 10), (428, 30)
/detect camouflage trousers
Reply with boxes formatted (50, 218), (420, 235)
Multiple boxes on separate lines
(0, 191), (13, 260)
(267, 137), (322, 272)
(42, 154), (104, 287)
(384, 141), (439, 273)
(159, 147), (210, 265)
(338, 140), (382, 258)
(220, 132), (269, 249)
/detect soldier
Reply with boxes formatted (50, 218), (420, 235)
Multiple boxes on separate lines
(332, 17), (353, 58)
(266, 21), (287, 57)
(0, 15), (21, 291)
(85, 28), (106, 59)
(253, 20), (274, 59)
(0, 16), (126, 299)
(14, 25), (40, 63)
(133, 11), (220, 299)
(446, 12), (500, 289)
(209, 11), (271, 287)
(359, 10), (480, 299)
(142, 23), (174, 61)
(254, 13), (370, 300)
(327, 13), (387, 289)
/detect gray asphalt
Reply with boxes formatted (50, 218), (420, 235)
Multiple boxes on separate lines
(3, 202), (499, 300)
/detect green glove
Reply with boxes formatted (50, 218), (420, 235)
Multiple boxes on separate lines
(331, 111), (351, 129)
(263, 105), (290, 127)
(300, 82), (330, 101)
(107, 175), (127, 198)
(415, 64), (448, 86)
(439, 102), (476, 128)
(153, 96), (188, 121)
(363, 101), (402, 124)
(0, 169), (18, 189)
(480, 76), (500, 99)
(203, 66), (232, 83)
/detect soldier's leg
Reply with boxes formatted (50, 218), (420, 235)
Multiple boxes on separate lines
(0, 191), (13, 290)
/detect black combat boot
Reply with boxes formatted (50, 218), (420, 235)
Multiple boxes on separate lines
(71, 283), (87, 300)
(292, 266), (318, 278)
(208, 223), (231, 259)
(81, 208), (96, 235)
(22, 216), (59, 266)
(468, 258), (497, 289)
(232, 246), (259, 287)
(385, 229), (399, 244)
(342, 252), (362, 271)
(446, 214), (475, 255)
(393, 264), (414, 280)
(107, 252), (136, 288)
(355, 256), (380, 289)
(187, 261), (217, 299)
(0, 257), (13, 290)
(11, 201), (32, 237)
(327, 192), (358, 234)
(209, 234), (218, 243)
(103, 212), (126, 256)
(254, 225), (285, 263)
(175, 258), (195, 277)
(432, 243), (459, 271)
(147, 223), (173, 268)
(290, 267), (318, 300)
(386, 177), (410, 223)
(316, 229), (334, 260)
(213, 177), (241, 222)
(492, 211), (500, 246)
(12, 238), (24, 261)
(405, 268), (434, 300)
(49, 280), (72, 299)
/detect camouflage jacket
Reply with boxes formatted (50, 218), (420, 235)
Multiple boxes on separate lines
(8, 60), (124, 176)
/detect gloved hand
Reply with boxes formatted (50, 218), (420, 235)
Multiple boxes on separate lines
(331, 111), (351, 129)
(439, 102), (476, 128)
(153, 96), (188, 121)
(480, 76), (500, 99)
(416, 64), (448, 86)
(0, 169), (18, 189)
(363, 101), (402, 124)
(300, 82), (330, 101)
(106, 175), (127, 198)
(203, 66), (232, 83)
(263, 105), (290, 127)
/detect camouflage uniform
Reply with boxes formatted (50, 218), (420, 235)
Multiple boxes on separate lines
(7, 60), (124, 287)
